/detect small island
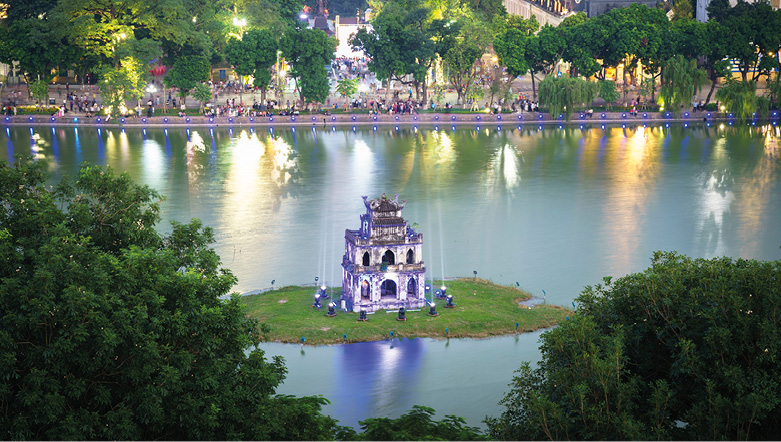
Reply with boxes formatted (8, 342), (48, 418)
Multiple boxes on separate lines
(241, 278), (571, 345)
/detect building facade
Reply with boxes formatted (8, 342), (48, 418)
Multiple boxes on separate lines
(341, 195), (426, 312)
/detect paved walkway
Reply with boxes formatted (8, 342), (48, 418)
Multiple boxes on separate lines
(2, 110), (758, 127)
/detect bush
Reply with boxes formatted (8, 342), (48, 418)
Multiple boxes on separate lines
(15, 105), (60, 115)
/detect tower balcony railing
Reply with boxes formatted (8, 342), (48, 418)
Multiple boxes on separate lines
(350, 262), (426, 274)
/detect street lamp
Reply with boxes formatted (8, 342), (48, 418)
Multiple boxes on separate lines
(428, 302), (438, 317)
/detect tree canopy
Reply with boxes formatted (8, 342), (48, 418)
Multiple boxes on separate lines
(487, 251), (781, 441)
(0, 158), (341, 440)
(280, 28), (336, 106)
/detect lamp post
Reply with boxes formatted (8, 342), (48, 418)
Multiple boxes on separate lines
(445, 295), (454, 308)
(428, 302), (438, 317)
(440, 285), (447, 298)
(473, 270), (477, 279)
(327, 301), (337, 317)
(313, 293), (321, 308)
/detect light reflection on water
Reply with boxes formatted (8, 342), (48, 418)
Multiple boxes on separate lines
(4, 124), (781, 428)
(4, 124), (780, 300)
(258, 331), (547, 430)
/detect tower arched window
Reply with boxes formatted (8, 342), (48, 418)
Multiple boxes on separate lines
(406, 249), (414, 264)
(382, 250), (395, 265)
(362, 251), (370, 266)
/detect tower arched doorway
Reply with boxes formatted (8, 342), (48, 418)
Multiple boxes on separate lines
(380, 280), (397, 299)
(407, 277), (417, 297)
(406, 249), (414, 264)
(361, 279), (370, 299)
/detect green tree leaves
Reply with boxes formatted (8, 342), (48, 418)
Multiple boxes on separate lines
(0, 158), (340, 440)
(336, 78), (360, 98)
(659, 55), (707, 115)
(225, 30), (278, 102)
(280, 28), (336, 106)
(538, 76), (598, 119)
(164, 55), (211, 102)
(488, 251), (781, 441)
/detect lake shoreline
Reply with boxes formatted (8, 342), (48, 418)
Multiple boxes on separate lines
(3, 110), (756, 128)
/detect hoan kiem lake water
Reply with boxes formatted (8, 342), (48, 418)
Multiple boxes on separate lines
(4, 123), (781, 429)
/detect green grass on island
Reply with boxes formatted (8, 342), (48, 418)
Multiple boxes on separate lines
(241, 278), (572, 345)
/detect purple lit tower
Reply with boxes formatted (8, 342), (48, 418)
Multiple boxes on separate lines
(341, 194), (426, 312)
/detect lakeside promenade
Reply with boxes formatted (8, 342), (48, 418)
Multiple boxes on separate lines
(3, 110), (767, 127)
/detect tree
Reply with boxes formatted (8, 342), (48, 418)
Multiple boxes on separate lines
(715, 80), (762, 120)
(164, 55), (211, 103)
(494, 28), (532, 84)
(712, 0), (781, 82)
(350, 2), (415, 104)
(224, 29), (278, 103)
(28, 79), (50, 105)
(281, 28), (336, 108)
(487, 251), (781, 441)
(598, 80), (620, 110)
(671, 0), (693, 21)
(0, 158), (342, 440)
(538, 76), (598, 120)
(442, 16), (492, 105)
(0, 8), (79, 96)
(99, 57), (147, 117)
(659, 54), (707, 114)
(192, 82), (213, 111)
(336, 78), (360, 99)
(341, 405), (489, 441)
(55, 0), (189, 59)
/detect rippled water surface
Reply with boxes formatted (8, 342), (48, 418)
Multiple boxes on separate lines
(5, 123), (781, 427)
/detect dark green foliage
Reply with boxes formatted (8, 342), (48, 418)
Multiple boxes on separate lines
(598, 80), (620, 109)
(716, 80), (762, 120)
(538, 76), (598, 120)
(0, 158), (339, 440)
(487, 251), (781, 440)
(342, 405), (489, 441)
(164, 55), (211, 101)
(225, 29), (278, 102)
(281, 28), (336, 106)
